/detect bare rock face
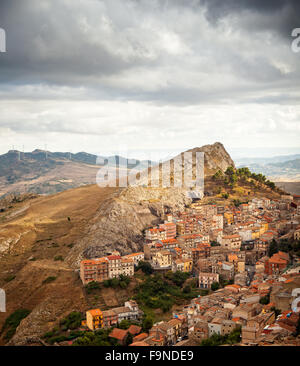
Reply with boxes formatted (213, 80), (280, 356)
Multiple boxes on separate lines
(65, 186), (191, 267)
(188, 142), (235, 175)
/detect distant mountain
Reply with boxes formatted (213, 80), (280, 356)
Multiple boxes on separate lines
(237, 157), (300, 182)
(271, 159), (300, 170)
(236, 154), (300, 165)
(0, 149), (156, 197)
(275, 182), (300, 195)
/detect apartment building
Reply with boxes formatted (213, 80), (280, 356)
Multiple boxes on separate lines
(220, 234), (242, 250)
(153, 250), (172, 268)
(123, 252), (144, 266)
(121, 257), (134, 277)
(80, 258), (109, 285)
(80, 253), (135, 284)
(172, 258), (185, 272)
(159, 222), (177, 239)
(106, 255), (122, 278)
(264, 251), (289, 275)
(145, 227), (166, 242)
(198, 272), (219, 289)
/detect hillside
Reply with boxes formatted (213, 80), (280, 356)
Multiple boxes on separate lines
(0, 150), (154, 197)
(0, 142), (283, 345)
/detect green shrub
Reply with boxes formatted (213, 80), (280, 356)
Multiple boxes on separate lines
(136, 261), (154, 275)
(1, 309), (31, 341)
(211, 282), (220, 291)
(59, 311), (82, 330)
(85, 281), (100, 293)
(259, 294), (270, 305)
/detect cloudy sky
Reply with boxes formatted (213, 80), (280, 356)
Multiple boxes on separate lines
(0, 0), (299, 160)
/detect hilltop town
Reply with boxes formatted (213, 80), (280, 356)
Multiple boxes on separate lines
(75, 192), (300, 346)
(1, 145), (300, 347)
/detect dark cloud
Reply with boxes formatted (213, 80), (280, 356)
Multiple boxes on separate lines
(0, 0), (299, 106)
(199, 0), (300, 38)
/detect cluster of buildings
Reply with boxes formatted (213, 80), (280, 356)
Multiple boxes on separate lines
(127, 272), (300, 346)
(80, 251), (144, 285)
(78, 193), (300, 346)
(80, 194), (300, 287)
(142, 194), (300, 283)
(84, 300), (143, 331)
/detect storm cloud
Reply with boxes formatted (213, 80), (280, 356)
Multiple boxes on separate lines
(0, 0), (299, 156)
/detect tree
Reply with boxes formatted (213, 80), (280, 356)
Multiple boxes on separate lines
(211, 282), (220, 291)
(1, 309), (31, 341)
(111, 277), (119, 288)
(136, 261), (154, 275)
(119, 319), (130, 330)
(142, 316), (153, 332)
(212, 170), (223, 181)
(259, 294), (270, 305)
(233, 199), (241, 207)
(125, 332), (133, 346)
(183, 285), (191, 293)
(225, 166), (235, 176)
(237, 167), (251, 179)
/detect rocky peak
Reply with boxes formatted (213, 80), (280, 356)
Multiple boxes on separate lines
(187, 142), (235, 175)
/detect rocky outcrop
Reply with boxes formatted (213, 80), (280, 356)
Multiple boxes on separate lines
(187, 142), (235, 174)
(65, 186), (191, 267)
(124, 142), (234, 189)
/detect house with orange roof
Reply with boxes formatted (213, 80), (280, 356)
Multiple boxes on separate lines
(132, 332), (149, 343)
(265, 251), (289, 275)
(224, 284), (240, 293)
(159, 222), (177, 239)
(109, 328), (128, 345)
(122, 252), (144, 266)
(86, 308), (103, 330)
(128, 324), (142, 336)
(145, 227), (167, 242)
(80, 258), (109, 284)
